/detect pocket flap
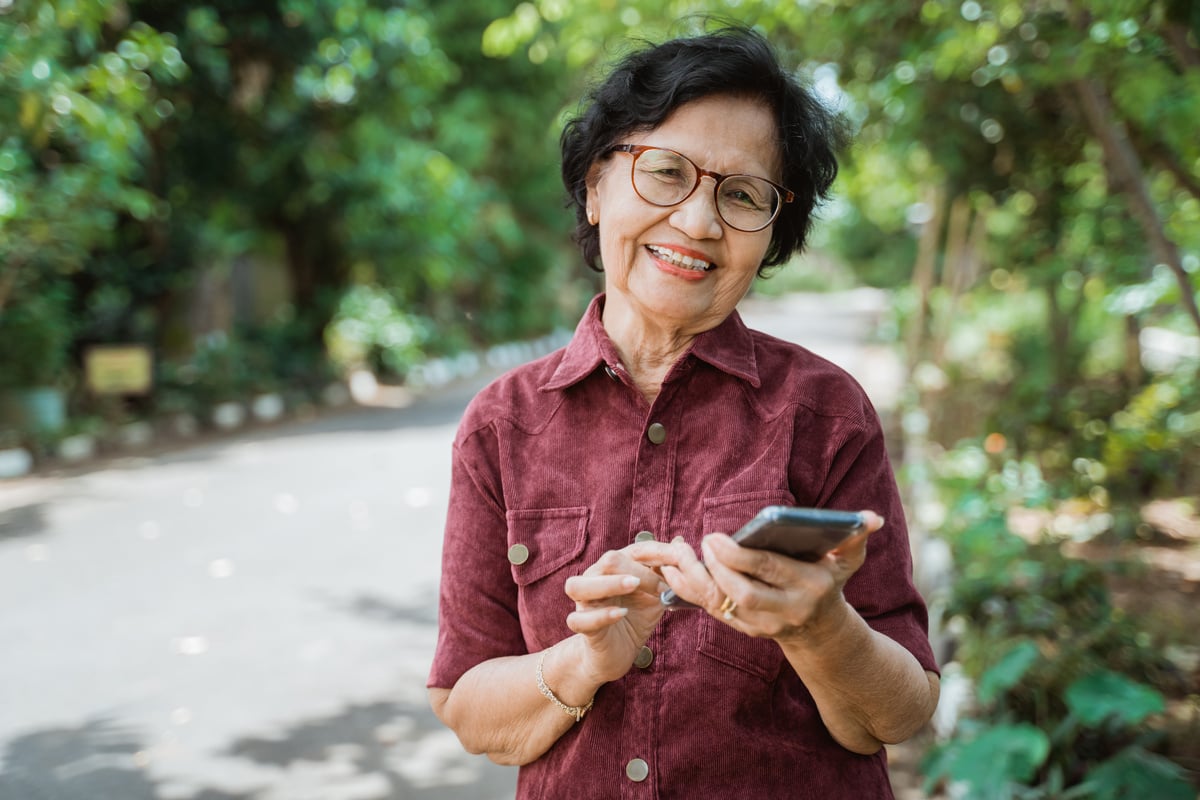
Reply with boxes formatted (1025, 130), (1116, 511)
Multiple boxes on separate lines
(505, 506), (590, 585)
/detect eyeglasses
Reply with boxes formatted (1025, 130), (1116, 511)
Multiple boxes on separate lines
(609, 144), (794, 233)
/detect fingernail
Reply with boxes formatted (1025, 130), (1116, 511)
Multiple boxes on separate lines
(612, 607), (629, 618)
(621, 575), (639, 590)
(671, 536), (685, 544)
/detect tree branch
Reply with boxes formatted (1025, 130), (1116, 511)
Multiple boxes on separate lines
(1127, 123), (1200, 203)
(1163, 22), (1200, 72)
(1072, 77), (1200, 337)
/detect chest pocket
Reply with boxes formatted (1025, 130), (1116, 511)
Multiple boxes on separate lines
(696, 490), (795, 682)
(506, 506), (590, 652)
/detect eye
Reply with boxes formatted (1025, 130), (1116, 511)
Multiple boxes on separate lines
(721, 179), (772, 211)
(636, 150), (692, 184)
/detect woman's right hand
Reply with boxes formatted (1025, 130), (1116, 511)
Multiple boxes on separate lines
(563, 548), (669, 684)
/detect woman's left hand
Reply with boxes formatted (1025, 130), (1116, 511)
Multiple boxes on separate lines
(634, 511), (883, 642)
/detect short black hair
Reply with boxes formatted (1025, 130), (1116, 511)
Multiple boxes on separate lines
(560, 26), (848, 275)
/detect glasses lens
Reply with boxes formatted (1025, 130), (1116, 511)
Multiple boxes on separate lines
(631, 148), (697, 206)
(717, 176), (780, 232)
(628, 147), (782, 232)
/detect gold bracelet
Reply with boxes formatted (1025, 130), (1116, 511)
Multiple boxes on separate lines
(536, 649), (594, 722)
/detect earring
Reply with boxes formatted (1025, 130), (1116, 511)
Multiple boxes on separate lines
(587, 207), (597, 225)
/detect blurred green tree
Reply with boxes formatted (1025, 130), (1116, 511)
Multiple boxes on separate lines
(1, 0), (584, 399)
(0, 0), (181, 390)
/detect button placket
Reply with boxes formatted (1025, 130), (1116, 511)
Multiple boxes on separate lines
(621, 386), (682, 794)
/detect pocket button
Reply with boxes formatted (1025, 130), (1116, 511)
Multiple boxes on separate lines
(507, 543), (530, 565)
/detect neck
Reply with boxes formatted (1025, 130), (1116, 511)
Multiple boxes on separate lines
(601, 302), (701, 404)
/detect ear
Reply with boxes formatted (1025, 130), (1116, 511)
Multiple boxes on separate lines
(584, 161), (606, 226)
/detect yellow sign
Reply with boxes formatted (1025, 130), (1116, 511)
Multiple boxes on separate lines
(85, 345), (154, 395)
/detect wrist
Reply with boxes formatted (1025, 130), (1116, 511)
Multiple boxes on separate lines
(542, 637), (603, 709)
(775, 592), (860, 650)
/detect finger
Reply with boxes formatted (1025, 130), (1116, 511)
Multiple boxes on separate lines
(564, 574), (640, 604)
(566, 606), (629, 634)
(661, 537), (726, 604)
(628, 538), (698, 570)
(701, 536), (799, 618)
(630, 538), (705, 594)
(703, 533), (783, 584)
(583, 549), (667, 588)
(827, 513), (882, 566)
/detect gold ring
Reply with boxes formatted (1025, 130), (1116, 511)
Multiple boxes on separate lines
(718, 595), (737, 620)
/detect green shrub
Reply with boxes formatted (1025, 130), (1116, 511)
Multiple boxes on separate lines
(920, 444), (1194, 798)
(324, 285), (430, 380)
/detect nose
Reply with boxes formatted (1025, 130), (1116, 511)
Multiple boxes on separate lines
(669, 176), (724, 240)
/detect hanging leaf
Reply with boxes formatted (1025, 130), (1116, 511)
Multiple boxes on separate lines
(928, 723), (1051, 796)
(1072, 746), (1195, 800)
(1065, 670), (1165, 727)
(977, 639), (1040, 705)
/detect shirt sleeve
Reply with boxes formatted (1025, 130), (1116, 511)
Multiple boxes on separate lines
(426, 423), (525, 689)
(799, 398), (940, 676)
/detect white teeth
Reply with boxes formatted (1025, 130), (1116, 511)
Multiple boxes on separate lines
(648, 245), (713, 271)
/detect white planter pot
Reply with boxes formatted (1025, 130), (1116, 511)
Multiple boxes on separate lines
(251, 393), (285, 422)
(211, 402), (245, 431)
(0, 447), (33, 479)
(57, 434), (97, 463)
(117, 421), (155, 450)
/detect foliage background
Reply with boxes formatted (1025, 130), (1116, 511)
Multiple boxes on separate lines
(2, 0), (1198, 795)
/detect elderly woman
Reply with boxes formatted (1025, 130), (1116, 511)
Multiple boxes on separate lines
(428, 26), (939, 799)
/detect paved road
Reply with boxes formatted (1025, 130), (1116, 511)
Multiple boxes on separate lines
(0, 290), (902, 800)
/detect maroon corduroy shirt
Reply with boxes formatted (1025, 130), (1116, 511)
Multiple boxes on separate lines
(429, 294), (938, 799)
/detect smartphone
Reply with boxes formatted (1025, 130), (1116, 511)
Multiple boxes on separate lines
(659, 506), (867, 608)
(731, 506), (867, 561)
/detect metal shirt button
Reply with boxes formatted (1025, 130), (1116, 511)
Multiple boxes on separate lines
(634, 646), (654, 669)
(647, 422), (666, 444)
(626, 758), (649, 782)
(604, 364), (619, 380)
(634, 530), (656, 543)
(507, 544), (530, 565)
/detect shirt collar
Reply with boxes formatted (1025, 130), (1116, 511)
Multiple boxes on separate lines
(541, 294), (761, 392)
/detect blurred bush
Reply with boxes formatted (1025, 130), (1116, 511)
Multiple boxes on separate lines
(919, 443), (1196, 798)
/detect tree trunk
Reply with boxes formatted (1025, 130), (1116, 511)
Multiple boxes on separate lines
(1072, 78), (1200, 337)
(905, 185), (944, 372)
(0, 260), (18, 314)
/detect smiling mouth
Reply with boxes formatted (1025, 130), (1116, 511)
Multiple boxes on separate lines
(647, 245), (714, 272)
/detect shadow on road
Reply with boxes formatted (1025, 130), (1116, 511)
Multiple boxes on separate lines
(0, 701), (515, 800)
(319, 590), (439, 628)
(0, 502), (46, 542)
(0, 718), (251, 800)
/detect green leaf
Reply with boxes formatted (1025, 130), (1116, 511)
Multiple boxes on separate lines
(977, 640), (1040, 705)
(935, 723), (1051, 791)
(1065, 670), (1165, 727)
(1075, 746), (1195, 800)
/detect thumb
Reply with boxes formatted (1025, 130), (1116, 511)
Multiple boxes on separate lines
(830, 511), (882, 560)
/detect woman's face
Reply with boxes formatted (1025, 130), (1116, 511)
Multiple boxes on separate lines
(587, 94), (781, 337)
